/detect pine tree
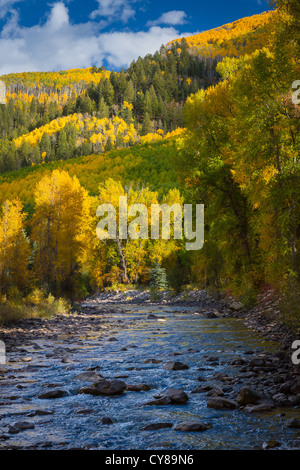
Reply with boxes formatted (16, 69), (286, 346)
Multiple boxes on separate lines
(149, 261), (168, 292)
(141, 112), (152, 135)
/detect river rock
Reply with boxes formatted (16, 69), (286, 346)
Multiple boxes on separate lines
(207, 397), (238, 409)
(126, 383), (151, 392)
(206, 387), (224, 397)
(14, 421), (35, 431)
(197, 376), (207, 382)
(79, 379), (126, 396)
(166, 388), (189, 404)
(244, 403), (274, 413)
(28, 409), (54, 416)
(237, 386), (264, 405)
(147, 314), (165, 320)
(248, 357), (266, 368)
(144, 358), (162, 364)
(163, 361), (189, 371)
(61, 357), (73, 363)
(38, 389), (68, 399)
(230, 301), (243, 311)
(204, 311), (218, 319)
(142, 396), (172, 406)
(213, 372), (233, 382)
(75, 408), (94, 415)
(74, 371), (104, 382)
(101, 417), (114, 425)
(290, 380), (300, 395)
(285, 418), (300, 428)
(140, 423), (173, 431)
(8, 425), (20, 434)
(192, 384), (213, 394)
(279, 381), (293, 394)
(174, 421), (212, 432)
(262, 440), (281, 450)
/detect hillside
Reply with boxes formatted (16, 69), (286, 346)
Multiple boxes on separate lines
(0, 133), (182, 205)
(0, 11), (276, 175)
(169, 10), (276, 58)
(1, 67), (110, 96)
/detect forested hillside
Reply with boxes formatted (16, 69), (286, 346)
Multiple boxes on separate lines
(0, 41), (209, 173)
(0, 2), (299, 327)
(169, 10), (276, 58)
(0, 10), (277, 174)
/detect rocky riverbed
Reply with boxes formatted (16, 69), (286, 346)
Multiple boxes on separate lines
(0, 297), (300, 450)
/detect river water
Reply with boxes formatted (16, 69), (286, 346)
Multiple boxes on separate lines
(0, 304), (299, 450)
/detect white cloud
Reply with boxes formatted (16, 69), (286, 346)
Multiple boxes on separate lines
(90, 0), (136, 23)
(0, 0), (23, 19)
(0, 2), (196, 75)
(47, 2), (69, 31)
(97, 26), (190, 68)
(147, 10), (187, 27)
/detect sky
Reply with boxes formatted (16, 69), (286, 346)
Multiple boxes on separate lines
(0, 0), (271, 75)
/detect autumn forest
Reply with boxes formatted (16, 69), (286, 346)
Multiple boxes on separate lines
(0, 0), (299, 326)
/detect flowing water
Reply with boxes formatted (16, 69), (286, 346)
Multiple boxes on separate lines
(0, 304), (300, 450)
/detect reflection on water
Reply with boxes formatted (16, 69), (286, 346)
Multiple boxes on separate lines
(0, 305), (299, 450)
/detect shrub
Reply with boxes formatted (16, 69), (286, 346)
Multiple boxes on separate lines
(278, 274), (300, 331)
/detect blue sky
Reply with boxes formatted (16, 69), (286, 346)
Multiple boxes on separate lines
(0, 0), (270, 75)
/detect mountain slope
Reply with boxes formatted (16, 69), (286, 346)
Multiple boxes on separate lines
(0, 11), (276, 175)
(169, 10), (276, 58)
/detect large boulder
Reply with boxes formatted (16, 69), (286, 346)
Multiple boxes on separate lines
(166, 388), (189, 404)
(79, 379), (126, 396)
(237, 386), (264, 406)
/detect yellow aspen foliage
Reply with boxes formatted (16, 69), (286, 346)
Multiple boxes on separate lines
(0, 199), (30, 293)
(2, 68), (112, 91)
(13, 113), (138, 151)
(169, 11), (277, 58)
(31, 170), (94, 295)
(123, 101), (133, 110)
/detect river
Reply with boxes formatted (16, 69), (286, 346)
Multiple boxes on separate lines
(0, 304), (299, 450)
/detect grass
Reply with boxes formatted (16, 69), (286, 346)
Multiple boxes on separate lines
(0, 289), (70, 326)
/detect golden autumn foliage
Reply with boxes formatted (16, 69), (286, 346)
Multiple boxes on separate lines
(6, 90), (75, 107)
(0, 199), (30, 293)
(169, 11), (277, 58)
(1, 68), (111, 91)
(13, 114), (139, 152)
(31, 170), (94, 296)
(91, 178), (183, 287)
